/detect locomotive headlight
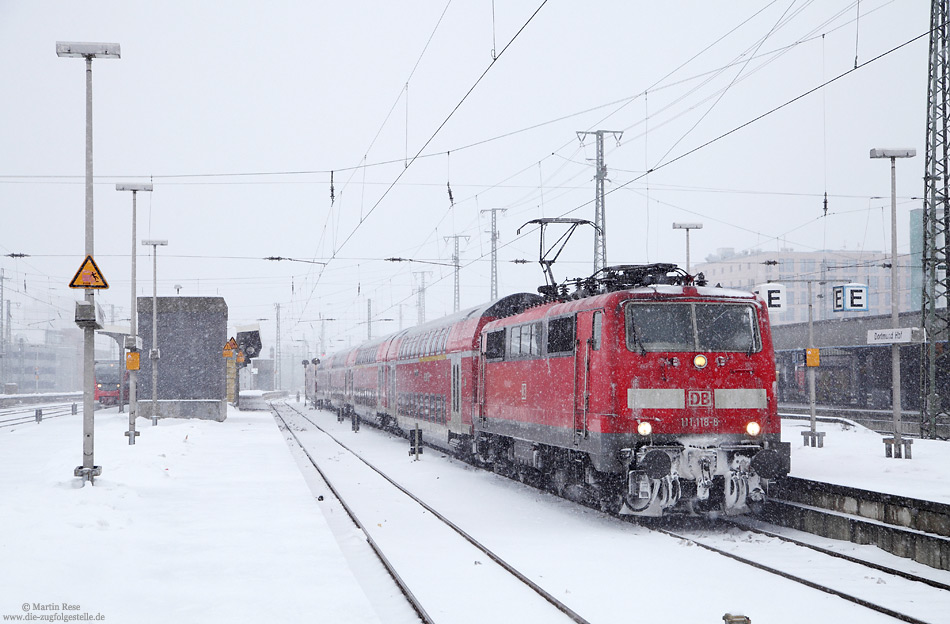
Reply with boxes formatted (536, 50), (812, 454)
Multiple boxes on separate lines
(693, 354), (708, 369)
(637, 421), (653, 436)
(746, 421), (762, 437)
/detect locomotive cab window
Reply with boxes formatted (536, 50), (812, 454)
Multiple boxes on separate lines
(625, 302), (760, 353)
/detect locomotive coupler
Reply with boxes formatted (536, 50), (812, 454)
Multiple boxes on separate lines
(696, 455), (714, 501)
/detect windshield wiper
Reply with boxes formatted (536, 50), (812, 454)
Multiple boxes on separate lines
(629, 326), (647, 356)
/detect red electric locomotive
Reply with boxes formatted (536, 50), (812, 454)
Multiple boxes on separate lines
(311, 261), (790, 517)
(94, 360), (128, 406)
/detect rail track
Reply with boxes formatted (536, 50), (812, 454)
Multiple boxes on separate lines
(0, 401), (81, 429)
(276, 401), (950, 623)
(653, 519), (950, 624)
(272, 402), (592, 624)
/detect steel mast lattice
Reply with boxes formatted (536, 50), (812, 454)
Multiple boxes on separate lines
(921, 0), (950, 439)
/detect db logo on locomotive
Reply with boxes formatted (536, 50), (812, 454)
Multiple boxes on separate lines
(687, 390), (714, 408)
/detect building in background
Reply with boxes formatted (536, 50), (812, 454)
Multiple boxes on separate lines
(910, 207), (924, 313)
(0, 329), (85, 394)
(695, 248), (914, 325)
(240, 358), (274, 391)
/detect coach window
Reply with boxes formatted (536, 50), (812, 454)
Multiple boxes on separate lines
(547, 316), (575, 355)
(591, 312), (602, 350)
(440, 328), (449, 353)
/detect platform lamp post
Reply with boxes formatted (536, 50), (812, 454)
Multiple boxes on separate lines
(870, 148), (916, 457)
(143, 239), (167, 426)
(672, 222), (703, 274)
(116, 183), (152, 444)
(57, 41), (120, 484)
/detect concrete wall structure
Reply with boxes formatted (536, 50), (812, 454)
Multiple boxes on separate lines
(137, 296), (228, 421)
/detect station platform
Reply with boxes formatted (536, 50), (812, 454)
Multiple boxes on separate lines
(0, 400), (382, 624)
(781, 416), (950, 505)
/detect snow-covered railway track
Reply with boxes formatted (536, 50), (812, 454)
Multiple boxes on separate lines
(653, 521), (950, 624)
(272, 402), (593, 624)
(726, 518), (950, 590)
(0, 402), (78, 429)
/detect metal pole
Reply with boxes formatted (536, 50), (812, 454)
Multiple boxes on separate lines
(889, 156), (903, 450)
(577, 130), (622, 273)
(151, 244), (159, 426)
(685, 229), (691, 274)
(808, 280), (817, 435)
(275, 303), (281, 390)
(81, 56), (97, 481)
(59, 43), (120, 482)
(129, 190), (138, 438)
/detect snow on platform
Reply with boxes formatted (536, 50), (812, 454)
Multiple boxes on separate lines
(0, 403), (381, 624)
(782, 416), (950, 505)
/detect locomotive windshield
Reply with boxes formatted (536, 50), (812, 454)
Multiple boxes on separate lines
(95, 363), (123, 384)
(624, 302), (760, 353)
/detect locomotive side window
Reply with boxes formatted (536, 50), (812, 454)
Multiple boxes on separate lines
(527, 322), (542, 355)
(625, 303), (760, 353)
(485, 330), (506, 360)
(547, 316), (575, 355)
(509, 327), (522, 356)
(506, 322), (543, 358)
(591, 312), (602, 351)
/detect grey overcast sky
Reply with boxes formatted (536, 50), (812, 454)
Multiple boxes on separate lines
(0, 1), (929, 354)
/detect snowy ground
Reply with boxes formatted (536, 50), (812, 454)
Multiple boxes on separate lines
(1, 399), (947, 623)
(0, 403), (381, 624)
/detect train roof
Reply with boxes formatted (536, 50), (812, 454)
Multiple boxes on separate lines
(497, 284), (759, 318)
(322, 292), (543, 364)
(400, 292), (543, 336)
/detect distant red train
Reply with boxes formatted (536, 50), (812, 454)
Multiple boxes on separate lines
(307, 263), (790, 517)
(94, 360), (128, 406)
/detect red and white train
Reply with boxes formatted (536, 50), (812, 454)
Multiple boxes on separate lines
(307, 263), (790, 517)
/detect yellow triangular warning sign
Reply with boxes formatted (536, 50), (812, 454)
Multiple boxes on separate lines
(68, 255), (109, 289)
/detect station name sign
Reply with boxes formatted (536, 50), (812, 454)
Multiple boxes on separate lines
(867, 327), (926, 345)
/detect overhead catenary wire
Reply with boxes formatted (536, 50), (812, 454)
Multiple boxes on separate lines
(294, 0), (551, 330)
